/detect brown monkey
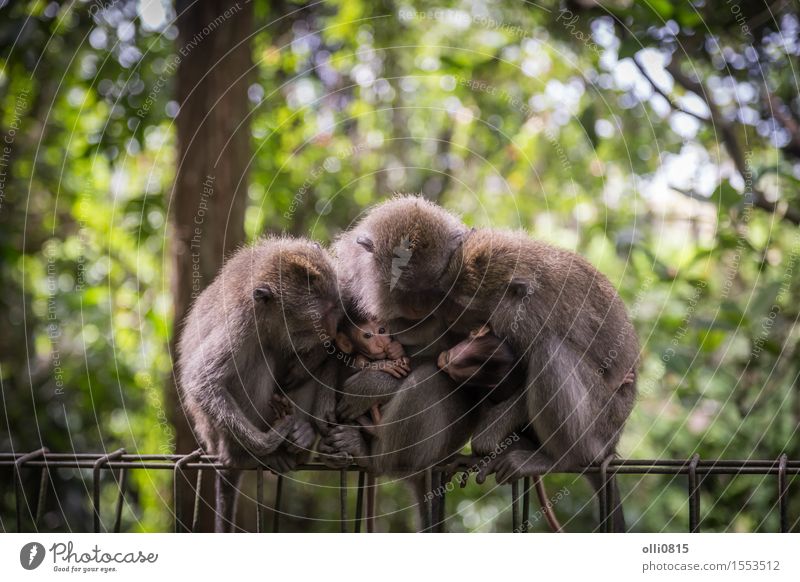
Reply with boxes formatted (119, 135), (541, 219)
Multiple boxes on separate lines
(322, 196), (475, 530)
(443, 228), (639, 532)
(177, 236), (341, 532)
(436, 325), (563, 532)
(331, 316), (411, 532)
(333, 195), (469, 355)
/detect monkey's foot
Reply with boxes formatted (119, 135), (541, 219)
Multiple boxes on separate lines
(285, 418), (316, 454)
(318, 425), (367, 468)
(442, 454), (483, 487)
(477, 448), (554, 485)
(327, 425), (368, 459)
(261, 451), (299, 474)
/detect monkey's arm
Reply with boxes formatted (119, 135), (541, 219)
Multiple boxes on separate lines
(307, 358), (339, 435)
(194, 383), (293, 455)
(336, 368), (402, 421)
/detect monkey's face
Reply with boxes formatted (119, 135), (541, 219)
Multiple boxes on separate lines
(353, 197), (467, 320)
(445, 229), (532, 319)
(349, 320), (392, 359)
(253, 241), (341, 341)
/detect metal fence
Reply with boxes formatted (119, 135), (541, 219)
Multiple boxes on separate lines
(2, 449), (797, 533)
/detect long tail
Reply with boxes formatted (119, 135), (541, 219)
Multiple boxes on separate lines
(533, 475), (563, 533)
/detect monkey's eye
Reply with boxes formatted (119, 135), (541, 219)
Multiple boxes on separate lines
(363, 332), (373, 339)
(378, 327), (386, 334)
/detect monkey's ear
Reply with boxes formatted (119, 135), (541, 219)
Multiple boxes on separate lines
(335, 331), (354, 354)
(509, 278), (529, 298)
(356, 235), (375, 253)
(253, 285), (274, 302)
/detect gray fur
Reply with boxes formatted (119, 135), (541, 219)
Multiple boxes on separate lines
(177, 236), (341, 531)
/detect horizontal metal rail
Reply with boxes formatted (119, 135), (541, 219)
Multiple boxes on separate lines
(2, 451), (797, 533)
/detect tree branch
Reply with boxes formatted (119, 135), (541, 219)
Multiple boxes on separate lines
(664, 59), (800, 225)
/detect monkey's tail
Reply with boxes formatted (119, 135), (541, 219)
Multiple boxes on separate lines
(533, 475), (563, 533)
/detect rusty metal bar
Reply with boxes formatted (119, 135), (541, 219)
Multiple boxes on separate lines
(173, 449), (202, 533)
(93, 448), (125, 533)
(35, 461), (49, 528)
(778, 454), (788, 533)
(423, 469), (433, 532)
(4, 450), (800, 533)
(14, 447), (48, 532)
(272, 474), (284, 532)
(3, 456), (799, 474)
(522, 476), (531, 533)
(688, 453), (701, 533)
(256, 467), (264, 533)
(339, 470), (348, 533)
(354, 470), (365, 533)
(436, 471), (446, 533)
(511, 480), (520, 533)
(600, 455), (614, 533)
(113, 468), (126, 533)
(191, 469), (203, 532)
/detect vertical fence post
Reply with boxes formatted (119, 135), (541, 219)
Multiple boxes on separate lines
(339, 470), (348, 533)
(436, 471), (446, 533)
(173, 449), (202, 533)
(599, 455), (615, 533)
(93, 449), (125, 533)
(191, 468), (203, 532)
(778, 454), (788, 533)
(521, 476), (531, 533)
(14, 448), (48, 532)
(688, 453), (701, 533)
(113, 467), (126, 533)
(272, 475), (284, 532)
(423, 469), (433, 532)
(355, 471), (366, 533)
(511, 480), (520, 532)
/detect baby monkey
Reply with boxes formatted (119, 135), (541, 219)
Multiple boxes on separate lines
(436, 325), (564, 532)
(333, 315), (410, 533)
(335, 316), (410, 423)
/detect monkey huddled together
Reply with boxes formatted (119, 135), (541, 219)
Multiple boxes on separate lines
(176, 196), (639, 533)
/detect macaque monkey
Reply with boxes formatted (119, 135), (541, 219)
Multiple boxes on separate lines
(331, 316), (411, 532)
(334, 195), (470, 355)
(322, 197), (476, 530)
(177, 236), (341, 532)
(443, 228), (639, 532)
(435, 325), (562, 532)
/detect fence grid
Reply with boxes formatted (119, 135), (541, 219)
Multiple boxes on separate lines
(2, 450), (797, 533)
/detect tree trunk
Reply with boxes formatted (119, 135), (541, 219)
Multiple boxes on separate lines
(168, 0), (252, 532)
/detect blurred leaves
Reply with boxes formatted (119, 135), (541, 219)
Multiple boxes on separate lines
(1, 0), (799, 532)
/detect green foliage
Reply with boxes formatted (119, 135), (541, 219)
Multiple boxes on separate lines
(1, 0), (798, 532)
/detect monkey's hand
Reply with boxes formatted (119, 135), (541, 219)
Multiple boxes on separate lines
(317, 436), (353, 469)
(374, 358), (410, 379)
(385, 340), (406, 360)
(354, 354), (371, 369)
(476, 448), (554, 485)
(262, 450), (298, 474)
(325, 425), (369, 467)
(252, 415), (295, 456)
(270, 393), (293, 419)
(442, 454), (484, 488)
(285, 417), (316, 454)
